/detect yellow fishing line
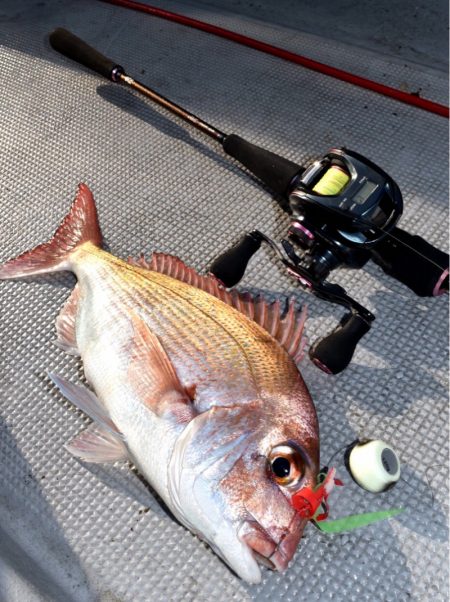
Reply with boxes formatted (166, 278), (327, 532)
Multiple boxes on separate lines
(313, 166), (349, 195)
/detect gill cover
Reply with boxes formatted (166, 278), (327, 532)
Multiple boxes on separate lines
(167, 405), (262, 583)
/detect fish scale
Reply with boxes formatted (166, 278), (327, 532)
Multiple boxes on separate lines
(77, 244), (297, 408)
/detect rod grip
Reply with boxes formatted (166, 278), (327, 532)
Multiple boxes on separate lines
(372, 227), (449, 296)
(222, 134), (302, 197)
(309, 314), (371, 374)
(209, 232), (262, 287)
(49, 28), (124, 81)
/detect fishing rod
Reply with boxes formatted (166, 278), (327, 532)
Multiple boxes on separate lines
(49, 28), (449, 374)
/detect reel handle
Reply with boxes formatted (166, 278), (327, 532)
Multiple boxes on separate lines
(309, 314), (371, 374)
(49, 28), (124, 81)
(372, 227), (449, 296)
(222, 134), (303, 197)
(209, 232), (262, 287)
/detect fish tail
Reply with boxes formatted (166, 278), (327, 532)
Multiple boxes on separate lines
(0, 183), (102, 279)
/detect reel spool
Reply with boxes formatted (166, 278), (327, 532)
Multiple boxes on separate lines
(312, 165), (350, 196)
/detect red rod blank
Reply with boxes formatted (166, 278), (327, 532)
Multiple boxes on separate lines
(100, 0), (449, 119)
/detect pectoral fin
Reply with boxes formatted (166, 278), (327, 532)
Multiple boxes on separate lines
(127, 314), (196, 424)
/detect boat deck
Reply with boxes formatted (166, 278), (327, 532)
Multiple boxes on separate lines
(0, 1), (448, 600)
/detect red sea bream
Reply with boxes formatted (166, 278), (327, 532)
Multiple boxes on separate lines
(0, 184), (320, 583)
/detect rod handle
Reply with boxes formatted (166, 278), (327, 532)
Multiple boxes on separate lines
(49, 28), (124, 81)
(372, 227), (449, 296)
(309, 314), (371, 374)
(222, 134), (303, 197)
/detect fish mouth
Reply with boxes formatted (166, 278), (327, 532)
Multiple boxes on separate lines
(239, 514), (307, 573)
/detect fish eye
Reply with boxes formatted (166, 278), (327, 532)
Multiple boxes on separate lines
(268, 445), (304, 487)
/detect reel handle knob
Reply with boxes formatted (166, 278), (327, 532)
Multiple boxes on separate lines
(222, 134), (303, 197)
(209, 232), (262, 287)
(372, 227), (449, 296)
(49, 28), (124, 81)
(309, 314), (371, 374)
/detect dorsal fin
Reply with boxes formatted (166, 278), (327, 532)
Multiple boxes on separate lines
(127, 252), (307, 363)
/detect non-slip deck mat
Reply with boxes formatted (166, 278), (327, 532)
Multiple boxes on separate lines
(0, 2), (448, 601)
(127, 0), (450, 105)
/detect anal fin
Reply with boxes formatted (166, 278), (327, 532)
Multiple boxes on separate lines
(55, 285), (80, 355)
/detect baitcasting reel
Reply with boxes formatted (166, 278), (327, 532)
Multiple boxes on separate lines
(49, 28), (450, 374)
(210, 144), (448, 373)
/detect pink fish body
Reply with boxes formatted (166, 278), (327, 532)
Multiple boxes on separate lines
(0, 184), (319, 583)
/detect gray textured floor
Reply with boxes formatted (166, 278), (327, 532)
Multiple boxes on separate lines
(0, 1), (448, 601)
(193, 0), (450, 70)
